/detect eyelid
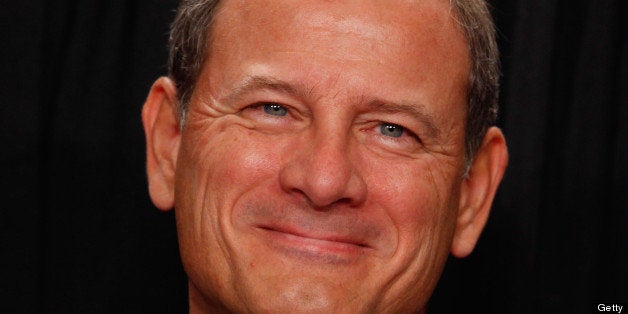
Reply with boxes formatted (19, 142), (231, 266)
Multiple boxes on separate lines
(244, 101), (307, 122)
(251, 101), (284, 108)
(245, 101), (286, 112)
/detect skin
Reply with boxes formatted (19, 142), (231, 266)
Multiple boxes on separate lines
(142, 0), (508, 312)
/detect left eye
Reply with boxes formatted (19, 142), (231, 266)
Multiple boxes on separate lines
(379, 123), (404, 138)
(263, 103), (288, 116)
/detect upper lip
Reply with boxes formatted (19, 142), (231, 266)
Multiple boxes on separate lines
(257, 224), (370, 248)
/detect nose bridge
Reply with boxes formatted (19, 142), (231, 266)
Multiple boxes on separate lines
(280, 114), (366, 208)
(309, 121), (351, 183)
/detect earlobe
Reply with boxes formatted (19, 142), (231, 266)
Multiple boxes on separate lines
(451, 127), (508, 257)
(142, 77), (181, 211)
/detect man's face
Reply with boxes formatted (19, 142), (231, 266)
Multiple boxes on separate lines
(172, 0), (470, 312)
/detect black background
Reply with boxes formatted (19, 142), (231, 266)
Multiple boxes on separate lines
(2, 1), (626, 313)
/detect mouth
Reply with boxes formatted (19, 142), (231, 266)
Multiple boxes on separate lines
(256, 225), (371, 263)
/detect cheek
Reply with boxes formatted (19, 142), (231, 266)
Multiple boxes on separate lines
(175, 115), (295, 250)
(174, 121), (286, 285)
(368, 157), (461, 249)
(179, 122), (283, 203)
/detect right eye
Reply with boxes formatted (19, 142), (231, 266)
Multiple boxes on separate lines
(238, 101), (304, 133)
(262, 103), (288, 116)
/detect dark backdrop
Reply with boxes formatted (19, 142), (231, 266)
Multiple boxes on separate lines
(2, 1), (626, 313)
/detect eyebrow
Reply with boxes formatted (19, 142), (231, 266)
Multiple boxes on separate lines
(222, 75), (440, 139)
(221, 75), (309, 104)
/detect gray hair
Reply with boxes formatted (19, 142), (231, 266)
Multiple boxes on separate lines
(167, 0), (499, 158)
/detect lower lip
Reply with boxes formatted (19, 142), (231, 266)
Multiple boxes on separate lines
(258, 228), (368, 263)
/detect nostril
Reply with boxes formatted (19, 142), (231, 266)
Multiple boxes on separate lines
(308, 197), (353, 211)
(278, 135), (367, 208)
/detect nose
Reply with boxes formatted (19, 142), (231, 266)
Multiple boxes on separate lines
(278, 126), (367, 209)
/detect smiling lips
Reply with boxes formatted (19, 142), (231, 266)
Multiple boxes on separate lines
(257, 224), (372, 262)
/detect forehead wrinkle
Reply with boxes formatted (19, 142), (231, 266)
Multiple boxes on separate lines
(299, 12), (390, 43)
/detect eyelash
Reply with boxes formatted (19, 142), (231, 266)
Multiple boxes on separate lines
(248, 102), (287, 113)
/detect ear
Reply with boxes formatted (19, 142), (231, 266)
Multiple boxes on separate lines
(141, 77), (181, 211)
(451, 127), (508, 257)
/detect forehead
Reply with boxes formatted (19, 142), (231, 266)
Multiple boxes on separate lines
(204, 0), (469, 114)
(215, 0), (457, 35)
(210, 0), (466, 58)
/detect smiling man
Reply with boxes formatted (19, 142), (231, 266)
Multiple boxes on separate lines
(142, 0), (508, 312)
